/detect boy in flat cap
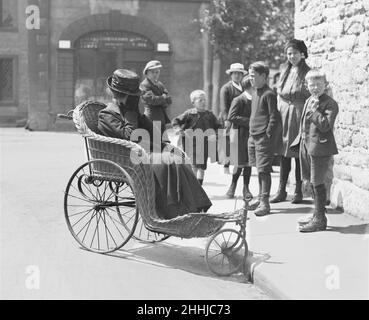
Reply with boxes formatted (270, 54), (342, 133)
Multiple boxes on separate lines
(140, 60), (172, 134)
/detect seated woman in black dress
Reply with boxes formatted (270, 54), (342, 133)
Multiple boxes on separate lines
(97, 69), (212, 220)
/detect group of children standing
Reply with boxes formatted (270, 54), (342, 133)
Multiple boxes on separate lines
(171, 60), (339, 233)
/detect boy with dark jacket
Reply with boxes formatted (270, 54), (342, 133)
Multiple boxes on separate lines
(248, 62), (282, 216)
(291, 69), (339, 232)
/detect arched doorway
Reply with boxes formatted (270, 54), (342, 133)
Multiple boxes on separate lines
(74, 30), (155, 104)
(56, 12), (172, 112)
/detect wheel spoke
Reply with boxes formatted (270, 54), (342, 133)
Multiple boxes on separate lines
(96, 212), (101, 250)
(105, 207), (131, 227)
(101, 211), (118, 248)
(102, 211), (110, 249)
(227, 231), (233, 247)
(101, 180), (109, 202)
(105, 188), (117, 203)
(77, 172), (99, 201)
(221, 231), (227, 245)
(90, 212), (101, 249)
(107, 206), (136, 226)
(117, 184), (130, 195)
(118, 207), (135, 217)
(213, 239), (222, 250)
(209, 252), (223, 261)
(80, 210), (97, 242)
(70, 183), (92, 201)
(77, 210), (97, 239)
(72, 209), (95, 228)
(66, 192), (96, 204)
(68, 204), (92, 208)
(95, 181), (103, 201)
(68, 208), (94, 218)
(104, 209), (125, 244)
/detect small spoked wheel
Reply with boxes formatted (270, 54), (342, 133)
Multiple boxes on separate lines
(205, 229), (248, 276)
(133, 216), (170, 243)
(64, 160), (138, 254)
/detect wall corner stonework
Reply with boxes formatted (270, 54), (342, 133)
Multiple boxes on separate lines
(295, 0), (369, 220)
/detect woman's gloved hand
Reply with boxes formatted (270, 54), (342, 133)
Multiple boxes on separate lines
(123, 110), (139, 128)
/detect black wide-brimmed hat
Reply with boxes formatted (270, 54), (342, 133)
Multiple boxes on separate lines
(107, 69), (141, 96)
(285, 39), (309, 59)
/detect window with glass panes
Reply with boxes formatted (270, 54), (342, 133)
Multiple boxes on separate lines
(0, 0), (17, 28)
(0, 57), (17, 105)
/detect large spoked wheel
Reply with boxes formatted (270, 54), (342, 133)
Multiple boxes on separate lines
(64, 160), (139, 254)
(109, 176), (169, 244)
(205, 229), (248, 276)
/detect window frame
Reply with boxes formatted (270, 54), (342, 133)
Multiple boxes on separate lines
(0, 55), (19, 106)
(0, 0), (18, 32)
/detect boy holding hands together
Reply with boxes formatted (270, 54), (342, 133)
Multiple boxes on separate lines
(291, 69), (339, 232)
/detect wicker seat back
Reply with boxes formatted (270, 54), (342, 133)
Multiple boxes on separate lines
(73, 101), (225, 239)
(79, 101), (106, 134)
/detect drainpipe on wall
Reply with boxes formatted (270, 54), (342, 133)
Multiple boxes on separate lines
(201, 2), (213, 110)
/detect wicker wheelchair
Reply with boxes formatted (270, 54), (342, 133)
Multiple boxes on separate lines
(62, 101), (250, 276)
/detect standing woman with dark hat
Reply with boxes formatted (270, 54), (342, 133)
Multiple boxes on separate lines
(140, 60), (172, 134)
(98, 69), (212, 220)
(270, 39), (311, 204)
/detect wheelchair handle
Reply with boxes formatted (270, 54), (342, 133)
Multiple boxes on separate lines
(56, 109), (74, 120)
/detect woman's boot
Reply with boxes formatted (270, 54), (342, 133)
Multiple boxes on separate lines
(270, 157), (290, 203)
(300, 184), (327, 232)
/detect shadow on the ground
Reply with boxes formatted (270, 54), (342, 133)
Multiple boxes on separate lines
(204, 182), (228, 187)
(209, 195), (235, 201)
(270, 206), (341, 216)
(101, 241), (251, 284)
(327, 223), (369, 235)
(269, 206), (313, 215)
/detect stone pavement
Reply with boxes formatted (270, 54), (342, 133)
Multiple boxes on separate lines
(201, 157), (369, 300)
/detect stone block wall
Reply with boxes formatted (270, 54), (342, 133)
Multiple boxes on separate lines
(295, 0), (369, 220)
(0, 0), (29, 125)
(47, 0), (205, 124)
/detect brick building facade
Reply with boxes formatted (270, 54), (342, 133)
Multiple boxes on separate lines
(0, 0), (210, 129)
(295, 0), (369, 220)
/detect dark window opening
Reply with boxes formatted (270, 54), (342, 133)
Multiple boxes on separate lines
(74, 31), (155, 105)
(0, 0), (17, 29)
(0, 57), (17, 105)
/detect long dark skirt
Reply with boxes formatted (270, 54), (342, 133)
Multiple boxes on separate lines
(150, 152), (212, 220)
